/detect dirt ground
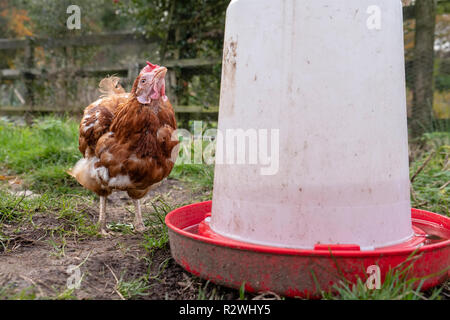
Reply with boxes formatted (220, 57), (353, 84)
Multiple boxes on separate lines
(0, 178), (449, 300)
(0, 179), (242, 300)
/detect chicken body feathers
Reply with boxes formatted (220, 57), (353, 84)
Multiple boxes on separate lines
(73, 79), (178, 199)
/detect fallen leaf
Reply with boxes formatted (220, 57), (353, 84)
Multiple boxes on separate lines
(0, 175), (15, 181)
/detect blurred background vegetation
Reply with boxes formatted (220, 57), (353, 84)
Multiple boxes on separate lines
(0, 0), (227, 120)
(0, 0), (448, 301)
(0, 0), (447, 134)
(0, 0), (448, 213)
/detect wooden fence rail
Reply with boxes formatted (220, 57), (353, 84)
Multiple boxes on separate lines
(0, 32), (221, 124)
(0, 58), (220, 80)
(0, 32), (155, 50)
(0, 6), (416, 121)
(0, 105), (219, 121)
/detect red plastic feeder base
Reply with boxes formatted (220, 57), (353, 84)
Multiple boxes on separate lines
(165, 201), (450, 298)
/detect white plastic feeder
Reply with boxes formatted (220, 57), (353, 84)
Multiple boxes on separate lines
(166, 0), (450, 297)
(210, 0), (412, 250)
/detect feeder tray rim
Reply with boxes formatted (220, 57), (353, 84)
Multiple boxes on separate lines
(165, 201), (450, 258)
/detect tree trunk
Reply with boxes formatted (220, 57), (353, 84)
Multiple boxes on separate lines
(411, 0), (436, 138)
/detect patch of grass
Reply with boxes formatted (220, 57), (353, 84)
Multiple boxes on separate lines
(0, 284), (80, 300)
(117, 276), (150, 300)
(170, 126), (215, 194)
(54, 288), (77, 300)
(53, 197), (98, 237)
(322, 270), (443, 300)
(321, 253), (444, 300)
(108, 222), (134, 235)
(0, 116), (84, 195)
(0, 189), (31, 224)
(239, 282), (246, 300)
(197, 281), (224, 300)
(147, 256), (171, 284)
(29, 165), (85, 195)
(48, 237), (67, 258)
(170, 163), (214, 197)
(0, 189), (97, 240)
(142, 231), (169, 253)
(0, 285), (37, 300)
(421, 131), (450, 151)
(410, 133), (449, 216)
(0, 230), (9, 252)
(142, 198), (173, 253)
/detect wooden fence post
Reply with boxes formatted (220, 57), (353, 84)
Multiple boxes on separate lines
(24, 37), (35, 124)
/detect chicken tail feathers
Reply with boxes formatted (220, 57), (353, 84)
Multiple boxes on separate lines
(99, 75), (125, 98)
(66, 168), (75, 178)
(69, 157), (107, 195)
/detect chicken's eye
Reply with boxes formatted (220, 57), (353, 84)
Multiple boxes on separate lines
(141, 79), (146, 84)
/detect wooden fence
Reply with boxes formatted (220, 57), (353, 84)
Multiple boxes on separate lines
(0, 32), (220, 124)
(0, 5), (418, 123)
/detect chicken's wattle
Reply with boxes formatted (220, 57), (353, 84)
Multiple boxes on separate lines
(150, 81), (161, 100)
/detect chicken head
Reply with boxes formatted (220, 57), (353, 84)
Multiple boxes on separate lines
(135, 61), (167, 104)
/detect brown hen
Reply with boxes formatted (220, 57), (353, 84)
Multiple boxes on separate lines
(71, 62), (179, 235)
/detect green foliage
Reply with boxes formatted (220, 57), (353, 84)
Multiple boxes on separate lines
(0, 189), (97, 241)
(55, 288), (78, 300)
(170, 164), (214, 192)
(435, 74), (450, 92)
(0, 117), (85, 194)
(118, 0), (227, 58)
(142, 198), (173, 253)
(18, 0), (128, 37)
(0, 285), (37, 300)
(2, 1), (136, 107)
(170, 121), (216, 193)
(410, 132), (450, 216)
(197, 281), (224, 300)
(322, 262), (443, 300)
(437, 0), (450, 14)
(117, 276), (150, 299)
(0, 189), (32, 223)
(239, 282), (246, 300)
(108, 222), (135, 235)
(435, 58), (450, 92)
(117, 0), (227, 107)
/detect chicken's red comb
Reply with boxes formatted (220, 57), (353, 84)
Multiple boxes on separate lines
(147, 61), (157, 69)
(141, 61), (159, 73)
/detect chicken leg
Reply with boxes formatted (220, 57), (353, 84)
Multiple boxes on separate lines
(133, 199), (146, 232)
(98, 196), (110, 236)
